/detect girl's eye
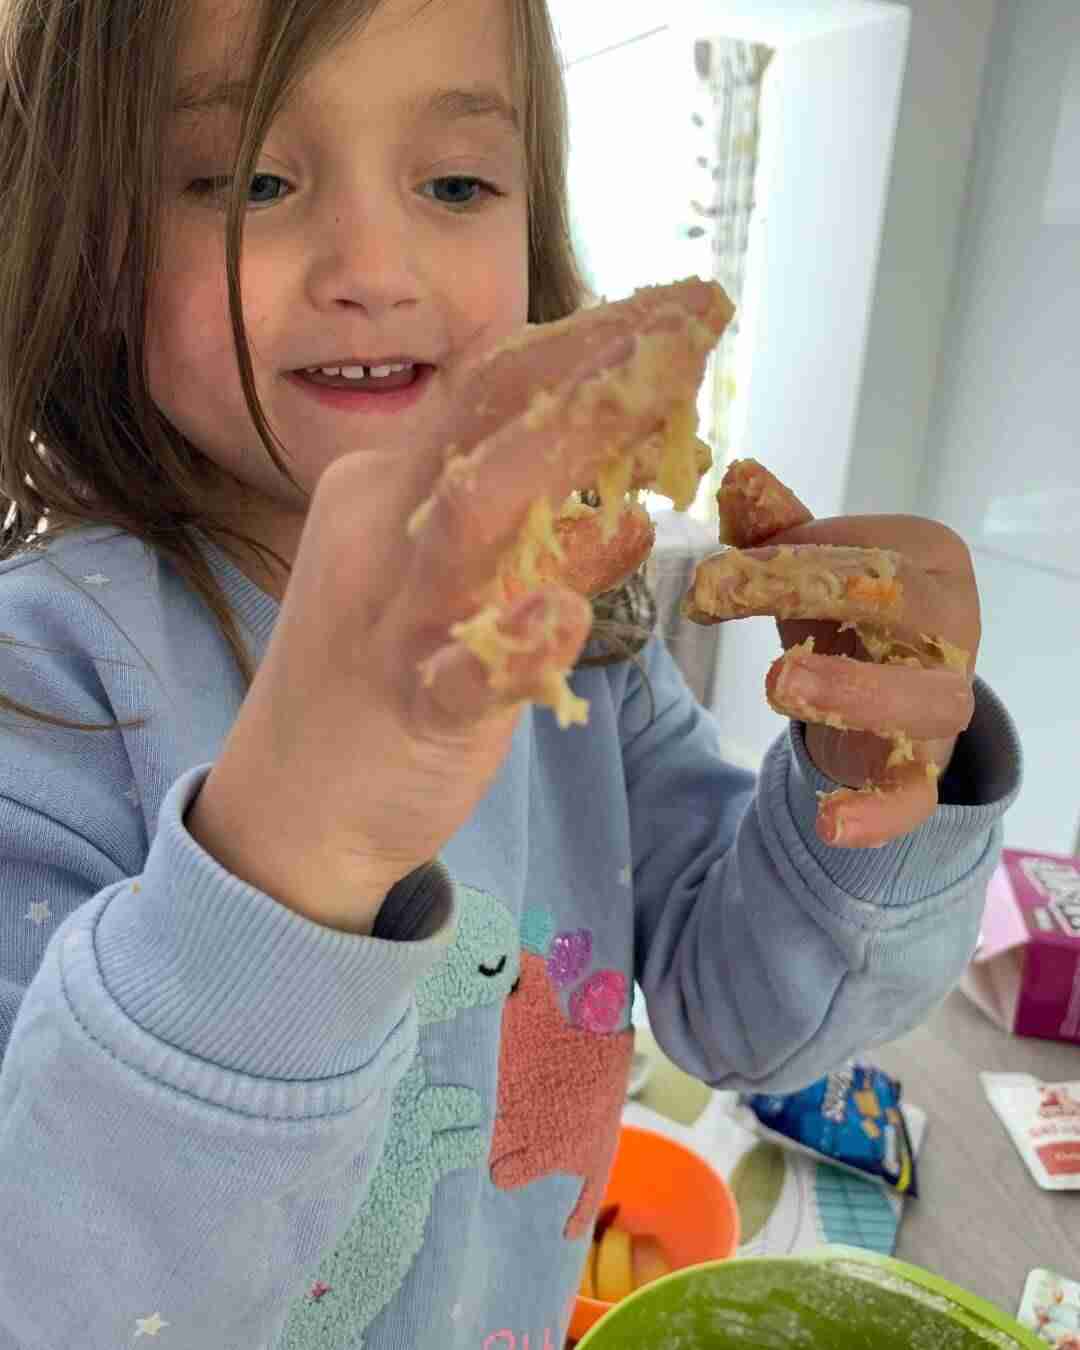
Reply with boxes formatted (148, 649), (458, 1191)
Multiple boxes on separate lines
(421, 176), (499, 210)
(186, 172), (498, 211)
(187, 173), (291, 207)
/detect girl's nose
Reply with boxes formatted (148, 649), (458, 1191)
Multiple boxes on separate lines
(306, 212), (424, 316)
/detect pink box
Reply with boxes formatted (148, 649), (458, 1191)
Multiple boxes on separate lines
(960, 848), (1080, 1044)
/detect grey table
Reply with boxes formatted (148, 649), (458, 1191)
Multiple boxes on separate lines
(872, 990), (1079, 1317)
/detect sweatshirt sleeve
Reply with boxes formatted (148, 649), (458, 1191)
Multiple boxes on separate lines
(0, 756), (455, 1350)
(623, 635), (1021, 1094)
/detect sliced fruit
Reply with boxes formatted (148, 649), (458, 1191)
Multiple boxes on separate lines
(631, 1233), (673, 1290)
(593, 1203), (620, 1243)
(594, 1225), (634, 1303)
(578, 1241), (598, 1300)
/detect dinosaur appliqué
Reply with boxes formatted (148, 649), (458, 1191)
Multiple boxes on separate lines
(275, 884), (519, 1349)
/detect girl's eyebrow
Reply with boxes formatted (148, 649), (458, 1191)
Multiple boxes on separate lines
(413, 85), (520, 134)
(172, 76), (520, 136)
(172, 75), (251, 116)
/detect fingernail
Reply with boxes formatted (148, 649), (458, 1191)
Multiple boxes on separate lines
(778, 660), (827, 707)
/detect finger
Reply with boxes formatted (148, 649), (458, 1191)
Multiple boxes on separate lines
(499, 499), (655, 603)
(764, 512), (970, 573)
(415, 585), (594, 733)
(716, 458), (813, 548)
(803, 722), (957, 792)
(685, 542), (969, 669)
(816, 760), (940, 849)
(409, 314), (715, 623)
(450, 278), (735, 453)
(766, 645), (975, 741)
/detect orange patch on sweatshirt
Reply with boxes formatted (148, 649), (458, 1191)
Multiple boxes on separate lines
(489, 951), (633, 1239)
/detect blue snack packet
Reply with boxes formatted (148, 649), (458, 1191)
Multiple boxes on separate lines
(741, 1060), (918, 1196)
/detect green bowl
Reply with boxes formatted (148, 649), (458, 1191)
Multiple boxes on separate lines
(575, 1246), (1044, 1349)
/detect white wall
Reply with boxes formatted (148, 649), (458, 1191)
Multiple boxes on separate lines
(919, 0), (1080, 854)
(844, 0), (998, 516)
(739, 13), (910, 520)
(550, 0), (901, 66)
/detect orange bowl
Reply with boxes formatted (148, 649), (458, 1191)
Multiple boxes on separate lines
(568, 1125), (740, 1343)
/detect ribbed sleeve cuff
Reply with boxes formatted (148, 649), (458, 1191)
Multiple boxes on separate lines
(90, 764), (456, 1091)
(767, 675), (1022, 909)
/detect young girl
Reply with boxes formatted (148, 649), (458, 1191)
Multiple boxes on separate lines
(0, 0), (1020, 1346)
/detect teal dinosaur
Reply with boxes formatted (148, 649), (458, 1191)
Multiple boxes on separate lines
(275, 883), (519, 1350)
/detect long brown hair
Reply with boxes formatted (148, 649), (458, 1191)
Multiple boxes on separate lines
(0, 0), (656, 736)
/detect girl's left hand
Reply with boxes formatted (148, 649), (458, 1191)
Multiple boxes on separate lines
(761, 514), (982, 848)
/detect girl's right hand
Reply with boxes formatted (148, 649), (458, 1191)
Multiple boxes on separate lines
(186, 279), (723, 935)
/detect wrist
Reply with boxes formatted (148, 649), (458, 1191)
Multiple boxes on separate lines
(183, 774), (405, 937)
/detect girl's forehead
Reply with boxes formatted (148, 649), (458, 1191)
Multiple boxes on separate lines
(172, 0), (521, 156)
(176, 0), (515, 101)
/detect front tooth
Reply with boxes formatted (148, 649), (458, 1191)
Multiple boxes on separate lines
(340, 365), (366, 378)
(319, 366), (343, 376)
(370, 364), (396, 378)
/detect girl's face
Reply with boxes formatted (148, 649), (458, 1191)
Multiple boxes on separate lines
(149, 0), (530, 592)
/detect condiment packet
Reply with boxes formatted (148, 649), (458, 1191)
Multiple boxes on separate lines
(735, 1060), (918, 1195)
(1017, 1267), (1080, 1345)
(981, 1073), (1080, 1190)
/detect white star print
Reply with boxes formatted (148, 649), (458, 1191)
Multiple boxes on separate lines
(82, 572), (110, 586)
(134, 1312), (169, 1337)
(124, 784), (140, 806)
(618, 864), (632, 887)
(25, 900), (52, 926)
(450, 1301), (463, 1322)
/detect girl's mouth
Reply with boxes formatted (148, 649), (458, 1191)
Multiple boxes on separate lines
(288, 363), (435, 413)
(300, 364), (419, 392)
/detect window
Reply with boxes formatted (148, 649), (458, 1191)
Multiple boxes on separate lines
(565, 28), (717, 520)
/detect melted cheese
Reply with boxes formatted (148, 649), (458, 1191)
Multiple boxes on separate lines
(885, 733), (916, 770)
(596, 452), (637, 543)
(489, 399), (704, 725)
(689, 546), (904, 624)
(496, 389), (705, 633)
(852, 624), (970, 673)
(511, 495), (569, 589)
(654, 404), (704, 511)
(446, 605), (590, 731)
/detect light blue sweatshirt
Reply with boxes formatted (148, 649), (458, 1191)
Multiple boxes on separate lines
(0, 525), (1020, 1350)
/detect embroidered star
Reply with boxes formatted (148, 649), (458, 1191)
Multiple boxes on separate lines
(617, 864), (632, 888)
(25, 900), (52, 926)
(123, 784), (140, 806)
(134, 1312), (169, 1337)
(82, 573), (111, 586)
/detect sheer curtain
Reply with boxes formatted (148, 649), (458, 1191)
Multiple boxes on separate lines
(684, 37), (774, 521)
